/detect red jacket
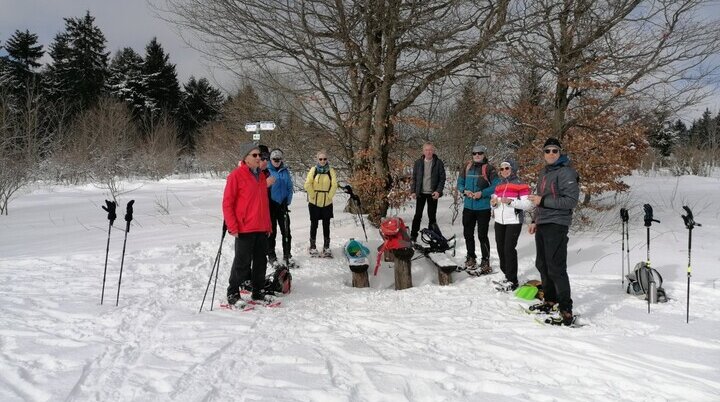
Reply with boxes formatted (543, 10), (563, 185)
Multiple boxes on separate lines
(223, 163), (271, 234)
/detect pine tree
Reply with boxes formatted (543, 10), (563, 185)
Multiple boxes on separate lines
(0, 30), (44, 107)
(45, 12), (109, 112)
(141, 38), (180, 118)
(178, 76), (224, 152)
(106, 47), (146, 117)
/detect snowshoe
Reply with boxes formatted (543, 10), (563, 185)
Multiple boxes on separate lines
(541, 312), (585, 327)
(522, 302), (558, 315)
(493, 280), (518, 292)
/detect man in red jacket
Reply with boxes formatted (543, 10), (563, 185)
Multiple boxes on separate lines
(223, 142), (273, 304)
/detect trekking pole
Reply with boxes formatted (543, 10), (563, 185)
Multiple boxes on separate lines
(101, 200), (117, 304)
(200, 222), (227, 313)
(681, 206), (701, 323)
(343, 185), (368, 242)
(116, 200), (135, 307)
(283, 205), (292, 262)
(643, 204), (660, 313)
(620, 208), (629, 288)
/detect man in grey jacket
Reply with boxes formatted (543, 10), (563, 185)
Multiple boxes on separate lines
(528, 137), (580, 326)
(410, 142), (446, 242)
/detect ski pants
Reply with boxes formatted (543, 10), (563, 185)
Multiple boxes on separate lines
(227, 232), (268, 296)
(495, 222), (522, 285)
(269, 201), (292, 259)
(411, 193), (438, 240)
(462, 208), (491, 261)
(535, 223), (572, 313)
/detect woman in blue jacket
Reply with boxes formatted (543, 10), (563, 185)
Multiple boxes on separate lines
(456, 145), (499, 273)
(267, 148), (295, 267)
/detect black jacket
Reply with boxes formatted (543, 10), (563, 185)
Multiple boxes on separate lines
(534, 155), (580, 227)
(411, 154), (446, 197)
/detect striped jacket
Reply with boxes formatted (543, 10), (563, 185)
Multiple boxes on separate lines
(492, 177), (533, 225)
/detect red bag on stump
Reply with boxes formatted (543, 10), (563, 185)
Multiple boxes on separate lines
(375, 217), (414, 275)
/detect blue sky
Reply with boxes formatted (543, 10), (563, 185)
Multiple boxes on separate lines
(1, 0), (718, 117)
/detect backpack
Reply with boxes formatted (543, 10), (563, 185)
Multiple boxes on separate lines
(626, 262), (667, 302)
(419, 225), (454, 253)
(267, 266), (292, 294)
(464, 162), (495, 190)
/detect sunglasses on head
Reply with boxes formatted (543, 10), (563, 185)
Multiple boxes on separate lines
(544, 148), (559, 154)
(500, 166), (511, 171)
(318, 158), (327, 161)
(472, 152), (484, 156)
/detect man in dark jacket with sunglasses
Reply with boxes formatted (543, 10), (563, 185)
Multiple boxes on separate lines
(528, 137), (580, 326)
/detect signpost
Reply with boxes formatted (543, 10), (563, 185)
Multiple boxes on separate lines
(245, 121), (276, 143)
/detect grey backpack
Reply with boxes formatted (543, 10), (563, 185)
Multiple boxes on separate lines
(626, 262), (667, 302)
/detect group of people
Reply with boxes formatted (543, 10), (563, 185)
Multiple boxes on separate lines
(410, 138), (579, 325)
(222, 144), (338, 304)
(222, 137), (579, 326)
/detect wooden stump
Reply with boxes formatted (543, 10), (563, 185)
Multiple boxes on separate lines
(391, 248), (415, 290)
(438, 267), (453, 286)
(350, 265), (370, 288)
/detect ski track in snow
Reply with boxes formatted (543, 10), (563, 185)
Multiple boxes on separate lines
(1, 174), (719, 401)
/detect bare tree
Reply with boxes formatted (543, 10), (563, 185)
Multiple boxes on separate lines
(0, 86), (48, 215)
(157, 0), (514, 219)
(511, 0), (720, 137)
(504, 0), (720, 203)
(53, 98), (137, 197)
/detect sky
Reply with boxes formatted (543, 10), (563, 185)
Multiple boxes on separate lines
(1, 0), (719, 117)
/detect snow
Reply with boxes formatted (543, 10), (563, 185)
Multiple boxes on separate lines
(1, 173), (719, 401)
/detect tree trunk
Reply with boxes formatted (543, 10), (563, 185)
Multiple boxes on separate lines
(352, 271), (370, 288)
(391, 248), (414, 290)
(583, 192), (591, 205)
(437, 268), (453, 286)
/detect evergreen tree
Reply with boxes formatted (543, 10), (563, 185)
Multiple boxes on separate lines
(178, 76), (224, 152)
(106, 47), (146, 117)
(648, 121), (678, 157)
(141, 38), (180, 118)
(0, 30), (44, 107)
(45, 11), (109, 111)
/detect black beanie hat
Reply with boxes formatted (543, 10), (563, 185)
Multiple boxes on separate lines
(258, 144), (270, 159)
(543, 137), (562, 149)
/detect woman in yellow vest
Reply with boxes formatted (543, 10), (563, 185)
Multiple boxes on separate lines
(304, 150), (338, 257)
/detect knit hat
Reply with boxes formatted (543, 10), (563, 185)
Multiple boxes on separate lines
(500, 159), (518, 172)
(543, 137), (562, 150)
(270, 149), (284, 160)
(239, 142), (259, 158)
(258, 144), (270, 159)
(472, 144), (487, 154)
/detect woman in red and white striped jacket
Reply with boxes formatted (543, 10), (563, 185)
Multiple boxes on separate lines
(491, 160), (533, 291)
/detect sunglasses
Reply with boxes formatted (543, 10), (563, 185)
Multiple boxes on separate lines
(272, 158), (282, 162)
(544, 148), (559, 154)
(500, 166), (511, 171)
(249, 152), (261, 158)
(318, 158), (327, 161)
(472, 152), (484, 156)
(261, 157), (269, 161)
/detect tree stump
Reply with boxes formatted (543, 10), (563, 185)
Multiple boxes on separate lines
(350, 265), (370, 288)
(391, 247), (415, 290)
(438, 266), (454, 286)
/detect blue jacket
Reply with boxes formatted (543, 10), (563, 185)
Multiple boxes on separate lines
(268, 162), (294, 205)
(457, 161), (499, 211)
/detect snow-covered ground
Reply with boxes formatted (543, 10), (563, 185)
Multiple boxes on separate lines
(1, 172), (719, 401)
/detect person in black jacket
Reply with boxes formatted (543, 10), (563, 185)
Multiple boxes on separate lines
(410, 142), (446, 242)
(528, 137), (580, 326)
